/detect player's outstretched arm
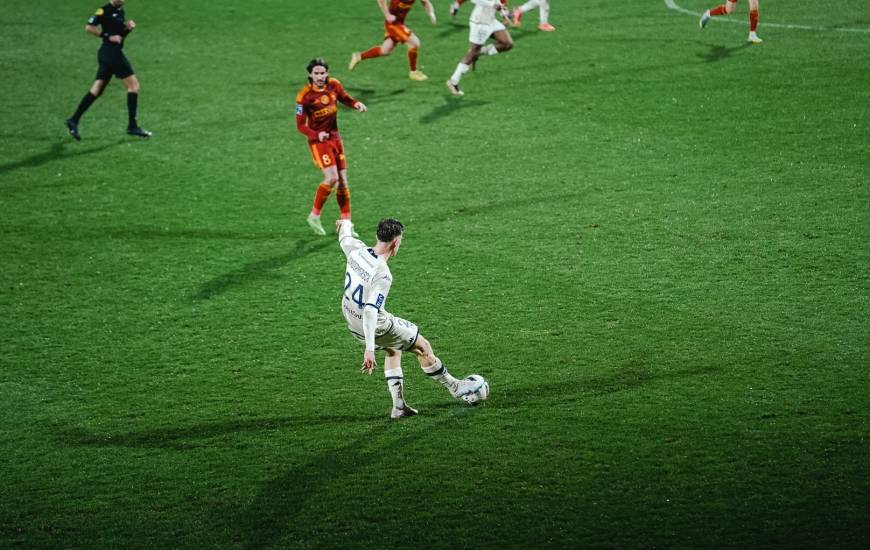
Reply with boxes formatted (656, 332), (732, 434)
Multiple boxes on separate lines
(333, 80), (366, 112)
(337, 220), (364, 256)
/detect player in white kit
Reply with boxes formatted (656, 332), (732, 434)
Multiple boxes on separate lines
(337, 218), (484, 419)
(512, 0), (555, 32)
(446, 0), (514, 97)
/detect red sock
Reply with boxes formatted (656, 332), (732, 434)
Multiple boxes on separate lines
(710, 5), (727, 16)
(361, 46), (382, 60)
(312, 183), (333, 216)
(336, 188), (352, 220)
(749, 9), (759, 31)
(408, 48), (418, 71)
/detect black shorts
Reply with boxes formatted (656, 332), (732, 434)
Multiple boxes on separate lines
(95, 44), (134, 81)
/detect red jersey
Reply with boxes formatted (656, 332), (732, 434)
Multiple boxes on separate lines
(295, 78), (359, 143)
(389, 0), (416, 25)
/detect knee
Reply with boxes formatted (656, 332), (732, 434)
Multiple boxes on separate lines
(725, 1), (737, 13)
(412, 335), (433, 357)
(502, 41), (514, 51)
(127, 83), (140, 94)
(323, 174), (339, 187)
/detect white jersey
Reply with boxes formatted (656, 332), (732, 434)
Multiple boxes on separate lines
(470, 0), (503, 25)
(338, 223), (393, 346)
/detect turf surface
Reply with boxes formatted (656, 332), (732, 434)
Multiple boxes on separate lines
(1, 0), (869, 547)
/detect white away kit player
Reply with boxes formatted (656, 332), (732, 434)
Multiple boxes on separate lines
(337, 218), (484, 418)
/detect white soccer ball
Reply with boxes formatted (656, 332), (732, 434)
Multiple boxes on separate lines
(461, 374), (489, 404)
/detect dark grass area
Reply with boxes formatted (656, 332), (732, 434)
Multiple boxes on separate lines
(1, 0), (869, 547)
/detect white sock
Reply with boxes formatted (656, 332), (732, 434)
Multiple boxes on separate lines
(449, 63), (470, 85)
(482, 44), (498, 56)
(385, 367), (405, 408)
(519, 0), (540, 14)
(422, 359), (458, 392)
(539, 0), (550, 24)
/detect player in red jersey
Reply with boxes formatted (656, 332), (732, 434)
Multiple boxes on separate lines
(295, 58), (367, 236)
(349, 0), (437, 82)
(699, 0), (762, 43)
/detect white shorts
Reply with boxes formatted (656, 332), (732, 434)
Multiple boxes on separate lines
(348, 312), (420, 351)
(469, 21), (506, 45)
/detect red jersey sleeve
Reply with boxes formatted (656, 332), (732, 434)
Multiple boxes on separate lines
(331, 79), (359, 109)
(294, 85), (319, 141)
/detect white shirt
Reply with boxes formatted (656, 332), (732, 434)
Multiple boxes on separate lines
(470, 0), (503, 25)
(338, 222), (392, 351)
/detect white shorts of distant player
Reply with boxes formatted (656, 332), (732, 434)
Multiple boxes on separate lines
(469, 20), (507, 45)
(347, 312), (420, 351)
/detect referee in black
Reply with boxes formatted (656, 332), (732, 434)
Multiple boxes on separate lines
(65, 0), (151, 140)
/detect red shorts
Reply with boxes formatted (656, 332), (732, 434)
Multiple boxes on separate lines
(308, 136), (346, 171)
(384, 21), (412, 43)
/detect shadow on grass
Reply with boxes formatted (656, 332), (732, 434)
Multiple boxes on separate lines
(0, 139), (125, 177)
(419, 96), (489, 124)
(436, 20), (471, 38)
(492, 362), (722, 409)
(343, 86), (407, 106)
(194, 238), (332, 300)
(233, 420), (435, 547)
(60, 413), (432, 547)
(61, 414), (383, 450)
(106, 226), (285, 241)
(698, 42), (752, 63)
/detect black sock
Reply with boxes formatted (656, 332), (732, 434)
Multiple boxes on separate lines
(127, 92), (138, 128)
(71, 92), (97, 123)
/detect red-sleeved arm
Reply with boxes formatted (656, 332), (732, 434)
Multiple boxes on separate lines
(294, 89), (319, 141)
(333, 80), (359, 109)
(296, 111), (318, 140)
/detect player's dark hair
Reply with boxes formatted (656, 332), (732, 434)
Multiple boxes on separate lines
(377, 218), (404, 243)
(306, 57), (328, 77)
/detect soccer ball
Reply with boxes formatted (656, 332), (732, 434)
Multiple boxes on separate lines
(461, 374), (489, 405)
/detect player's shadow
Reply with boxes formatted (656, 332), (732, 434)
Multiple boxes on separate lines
(419, 97), (489, 124)
(60, 414), (382, 451)
(0, 139), (124, 178)
(194, 238), (332, 300)
(437, 20), (471, 38)
(344, 86), (407, 106)
(495, 362), (722, 409)
(698, 42), (752, 62)
(233, 419), (438, 548)
(106, 226), (282, 242)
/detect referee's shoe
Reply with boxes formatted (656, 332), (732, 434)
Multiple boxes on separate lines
(65, 119), (81, 141)
(127, 126), (152, 138)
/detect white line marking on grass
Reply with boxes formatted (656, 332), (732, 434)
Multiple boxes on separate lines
(664, 0), (870, 33)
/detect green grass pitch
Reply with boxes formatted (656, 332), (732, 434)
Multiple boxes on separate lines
(1, 0), (869, 547)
